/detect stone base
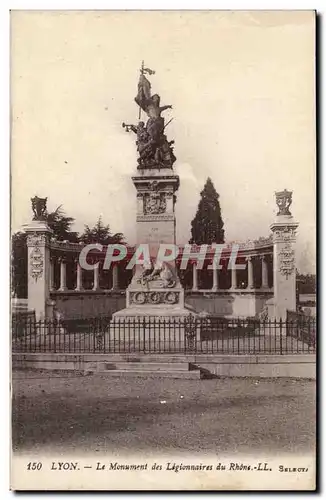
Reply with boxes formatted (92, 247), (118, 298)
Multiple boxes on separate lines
(111, 303), (199, 346)
(115, 282), (192, 319)
(113, 304), (194, 319)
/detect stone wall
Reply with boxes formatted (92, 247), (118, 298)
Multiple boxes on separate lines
(51, 292), (126, 319)
(185, 292), (272, 317)
(50, 290), (272, 319)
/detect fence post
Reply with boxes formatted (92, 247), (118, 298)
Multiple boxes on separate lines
(143, 316), (146, 353)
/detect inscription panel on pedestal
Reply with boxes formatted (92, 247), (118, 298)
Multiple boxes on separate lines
(137, 219), (176, 245)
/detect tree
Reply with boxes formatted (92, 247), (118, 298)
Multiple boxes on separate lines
(80, 216), (125, 245)
(189, 177), (225, 245)
(296, 272), (316, 294)
(11, 232), (28, 298)
(79, 217), (126, 290)
(46, 205), (78, 242)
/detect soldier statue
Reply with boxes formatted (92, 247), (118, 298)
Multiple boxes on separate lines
(122, 62), (176, 169)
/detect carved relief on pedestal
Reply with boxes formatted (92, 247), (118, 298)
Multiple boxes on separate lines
(143, 192), (166, 215)
(26, 232), (48, 247)
(279, 243), (295, 278)
(132, 291), (146, 304)
(164, 291), (178, 304)
(29, 242), (44, 282)
(26, 232), (50, 283)
(272, 226), (297, 243)
(164, 190), (175, 212)
(137, 261), (176, 288)
(133, 177), (179, 219)
(130, 290), (180, 305)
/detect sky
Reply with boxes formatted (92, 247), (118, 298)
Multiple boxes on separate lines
(11, 10), (316, 272)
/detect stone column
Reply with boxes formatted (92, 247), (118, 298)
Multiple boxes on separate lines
(247, 256), (254, 289)
(269, 190), (298, 320)
(192, 263), (198, 291)
(231, 267), (237, 289)
(50, 258), (55, 292)
(212, 268), (219, 291)
(58, 258), (67, 291)
(112, 265), (119, 291)
(93, 264), (100, 291)
(24, 220), (53, 320)
(261, 255), (269, 289)
(75, 258), (83, 291)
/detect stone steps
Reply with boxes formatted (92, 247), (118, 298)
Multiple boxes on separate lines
(99, 355), (196, 363)
(99, 368), (201, 379)
(95, 360), (201, 379)
(105, 361), (190, 371)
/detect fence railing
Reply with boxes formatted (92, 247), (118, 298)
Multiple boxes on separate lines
(287, 310), (316, 349)
(12, 315), (316, 355)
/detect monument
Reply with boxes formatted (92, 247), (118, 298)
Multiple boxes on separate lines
(267, 189), (299, 321)
(114, 62), (191, 319)
(21, 68), (299, 328)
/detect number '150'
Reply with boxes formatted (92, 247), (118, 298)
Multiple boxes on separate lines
(27, 462), (42, 470)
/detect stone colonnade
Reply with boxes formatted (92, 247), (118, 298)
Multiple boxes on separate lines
(191, 254), (271, 292)
(23, 190), (298, 320)
(49, 257), (120, 292)
(48, 252), (272, 294)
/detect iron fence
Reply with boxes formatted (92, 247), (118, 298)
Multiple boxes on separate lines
(287, 310), (316, 349)
(11, 315), (316, 355)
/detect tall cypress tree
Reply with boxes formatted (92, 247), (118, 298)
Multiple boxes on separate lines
(189, 177), (225, 244)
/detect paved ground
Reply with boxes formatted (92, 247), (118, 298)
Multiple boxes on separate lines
(12, 370), (316, 456)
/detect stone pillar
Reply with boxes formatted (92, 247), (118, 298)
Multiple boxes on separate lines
(59, 258), (67, 292)
(75, 258), (83, 291)
(231, 267), (237, 290)
(93, 264), (100, 291)
(261, 255), (269, 289)
(192, 263), (198, 291)
(269, 189), (298, 320)
(50, 258), (55, 292)
(212, 268), (219, 291)
(247, 256), (254, 289)
(24, 220), (53, 320)
(112, 265), (119, 291)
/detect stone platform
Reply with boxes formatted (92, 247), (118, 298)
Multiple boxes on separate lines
(113, 305), (193, 319)
(111, 297), (198, 345)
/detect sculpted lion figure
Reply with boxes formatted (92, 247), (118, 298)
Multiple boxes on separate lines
(137, 260), (176, 288)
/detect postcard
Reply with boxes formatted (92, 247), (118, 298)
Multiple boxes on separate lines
(11, 10), (316, 491)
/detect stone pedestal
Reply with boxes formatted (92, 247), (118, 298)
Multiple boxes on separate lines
(133, 170), (179, 247)
(269, 214), (298, 320)
(113, 169), (192, 321)
(24, 220), (53, 320)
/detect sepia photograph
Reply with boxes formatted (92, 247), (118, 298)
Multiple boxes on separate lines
(10, 10), (316, 490)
